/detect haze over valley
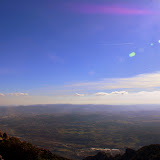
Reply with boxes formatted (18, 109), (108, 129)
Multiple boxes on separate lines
(0, 104), (160, 159)
(1, 0), (160, 159)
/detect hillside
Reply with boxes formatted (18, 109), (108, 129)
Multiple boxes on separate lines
(0, 130), (71, 160)
(83, 144), (160, 160)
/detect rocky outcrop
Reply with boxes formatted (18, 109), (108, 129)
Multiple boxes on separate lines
(84, 144), (160, 160)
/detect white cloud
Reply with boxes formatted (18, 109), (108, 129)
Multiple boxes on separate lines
(1, 90), (160, 105)
(0, 93), (5, 96)
(111, 91), (128, 95)
(133, 91), (160, 96)
(75, 93), (85, 96)
(78, 92), (128, 96)
(7, 93), (29, 96)
(2, 72), (160, 105)
(95, 92), (109, 96)
(95, 91), (128, 96)
(69, 72), (160, 91)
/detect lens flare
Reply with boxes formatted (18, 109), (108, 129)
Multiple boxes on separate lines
(129, 52), (136, 57)
(150, 43), (154, 46)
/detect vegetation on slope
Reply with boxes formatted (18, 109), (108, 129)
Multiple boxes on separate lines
(0, 130), (71, 160)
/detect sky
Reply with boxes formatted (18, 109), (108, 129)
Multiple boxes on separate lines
(1, 0), (160, 105)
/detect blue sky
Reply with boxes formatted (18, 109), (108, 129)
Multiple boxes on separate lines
(1, 0), (160, 105)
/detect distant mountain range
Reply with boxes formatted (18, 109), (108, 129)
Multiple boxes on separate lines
(1, 104), (160, 117)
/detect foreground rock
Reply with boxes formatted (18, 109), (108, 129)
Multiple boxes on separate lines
(0, 130), (71, 160)
(83, 144), (160, 160)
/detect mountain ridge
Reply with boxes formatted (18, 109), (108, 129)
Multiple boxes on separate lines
(0, 130), (71, 160)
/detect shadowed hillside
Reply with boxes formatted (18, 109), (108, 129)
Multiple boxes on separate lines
(0, 130), (71, 160)
(83, 144), (160, 160)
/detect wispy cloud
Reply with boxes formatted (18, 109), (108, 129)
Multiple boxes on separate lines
(95, 92), (109, 96)
(0, 93), (5, 96)
(98, 42), (134, 46)
(110, 91), (129, 95)
(31, 72), (160, 96)
(81, 91), (128, 96)
(1, 90), (160, 105)
(67, 3), (156, 15)
(6, 93), (29, 96)
(2, 72), (160, 105)
(94, 91), (160, 97)
(73, 91), (160, 105)
(70, 72), (160, 91)
(76, 93), (85, 97)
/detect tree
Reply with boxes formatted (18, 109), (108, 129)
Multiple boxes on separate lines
(3, 132), (9, 140)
